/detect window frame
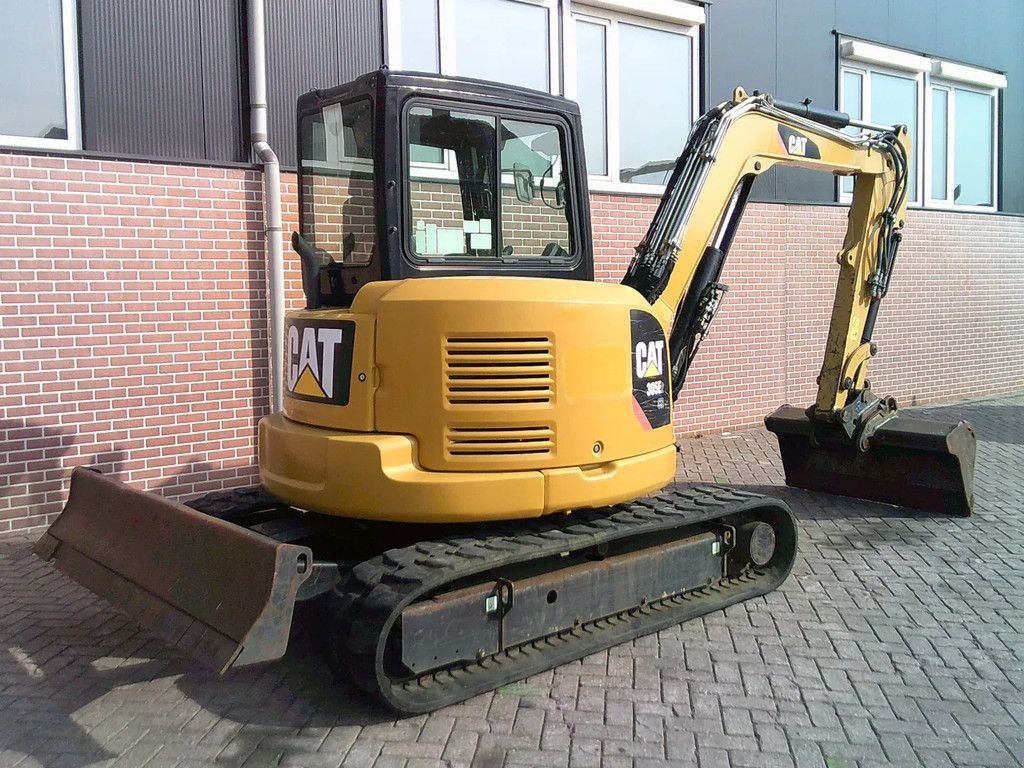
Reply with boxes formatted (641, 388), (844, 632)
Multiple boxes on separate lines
(838, 60), (926, 206)
(0, 0), (81, 151)
(924, 80), (999, 212)
(569, 4), (701, 195)
(838, 38), (1004, 213)
(400, 97), (581, 269)
(296, 97), (378, 267)
(386, 0), (561, 95)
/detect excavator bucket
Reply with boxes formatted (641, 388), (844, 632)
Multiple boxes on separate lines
(33, 467), (312, 672)
(765, 406), (976, 516)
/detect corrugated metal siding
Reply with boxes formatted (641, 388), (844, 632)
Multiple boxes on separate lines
(267, 0), (383, 168)
(80, 0), (243, 162)
(199, 0), (245, 162)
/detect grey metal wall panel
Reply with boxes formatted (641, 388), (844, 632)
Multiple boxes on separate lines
(774, 0), (837, 203)
(706, 0), (778, 200)
(707, 0), (777, 105)
(80, 0), (243, 162)
(887, 0), (937, 53)
(199, 0), (245, 162)
(835, 0), (890, 42)
(1000, 5), (1024, 213)
(267, 0), (383, 168)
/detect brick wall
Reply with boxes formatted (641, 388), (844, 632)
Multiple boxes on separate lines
(1, 154), (273, 534)
(3, 154), (1023, 532)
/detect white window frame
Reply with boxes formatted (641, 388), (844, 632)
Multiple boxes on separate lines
(838, 60), (925, 205)
(839, 37), (1004, 212)
(386, 0), (561, 95)
(569, 3), (701, 195)
(0, 0), (81, 151)
(924, 80), (999, 212)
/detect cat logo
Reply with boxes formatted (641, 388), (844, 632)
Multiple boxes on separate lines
(787, 134), (809, 156)
(629, 310), (671, 429)
(777, 125), (821, 160)
(285, 319), (355, 405)
(635, 340), (665, 379)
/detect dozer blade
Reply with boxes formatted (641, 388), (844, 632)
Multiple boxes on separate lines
(34, 467), (312, 672)
(765, 406), (976, 516)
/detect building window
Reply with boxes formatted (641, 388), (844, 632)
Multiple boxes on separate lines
(0, 0), (80, 150)
(839, 65), (922, 202)
(839, 38), (1004, 211)
(387, 0), (559, 93)
(928, 84), (997, 207)
(572, 5), (701, 189)
(388, 0), (704, 192)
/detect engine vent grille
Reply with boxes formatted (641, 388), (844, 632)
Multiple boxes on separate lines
(444, 337), (554, 406)
(446, 425), (555, 458)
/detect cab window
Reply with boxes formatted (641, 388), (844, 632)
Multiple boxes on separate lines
(405, 104), (574, 265)
(298, 99), (376, 266)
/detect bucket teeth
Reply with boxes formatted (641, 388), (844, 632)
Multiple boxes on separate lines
(765, 405), (976, 516)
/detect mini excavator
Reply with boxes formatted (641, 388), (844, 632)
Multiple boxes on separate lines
(36, 70), (975, 713)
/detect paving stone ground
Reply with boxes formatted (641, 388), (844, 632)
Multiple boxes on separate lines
(1, 392), (1022, 768)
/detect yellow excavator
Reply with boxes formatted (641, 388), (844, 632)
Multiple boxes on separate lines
(35, 70), (975, 713)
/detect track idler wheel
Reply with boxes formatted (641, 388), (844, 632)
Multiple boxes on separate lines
(736, 521), (776, 567)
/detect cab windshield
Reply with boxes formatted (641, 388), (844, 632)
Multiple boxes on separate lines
(405, 104), (574, 265)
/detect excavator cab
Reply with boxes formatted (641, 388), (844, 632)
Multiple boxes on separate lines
(290, 70), (592, 310)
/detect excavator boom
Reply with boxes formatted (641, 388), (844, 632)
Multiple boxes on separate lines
(622, 88), (975, 515)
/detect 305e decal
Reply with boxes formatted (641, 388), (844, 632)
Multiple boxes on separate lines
(630, 310), (671, 429)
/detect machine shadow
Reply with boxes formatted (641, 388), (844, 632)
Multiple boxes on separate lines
(696, 483), (961, 551)
(0, 551), (397, 767)
(0, 544), (183, 768)
(173, 598), (396, 729)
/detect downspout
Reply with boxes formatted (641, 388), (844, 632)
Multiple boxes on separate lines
(248, 0), (285, 413)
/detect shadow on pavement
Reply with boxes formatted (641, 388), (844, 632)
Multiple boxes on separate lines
(0, 556), (399, 767)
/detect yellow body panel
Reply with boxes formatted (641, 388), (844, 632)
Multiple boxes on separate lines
(272, 276), (677, 520)
(370, 277), (670, 471)
(259, 412), (676, 522)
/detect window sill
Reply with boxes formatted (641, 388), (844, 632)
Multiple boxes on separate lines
(839, 192), (998, 215)
(588, 179), (666, 197)
(1, 135), (80, 152)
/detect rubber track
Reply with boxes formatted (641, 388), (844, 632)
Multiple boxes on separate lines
(334, 484), (796, 713)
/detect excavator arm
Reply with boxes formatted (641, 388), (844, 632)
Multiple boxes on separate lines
(624, 88), (975, 515)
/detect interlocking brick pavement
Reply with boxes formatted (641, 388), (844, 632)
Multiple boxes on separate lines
(1, 393), (1021, 767)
